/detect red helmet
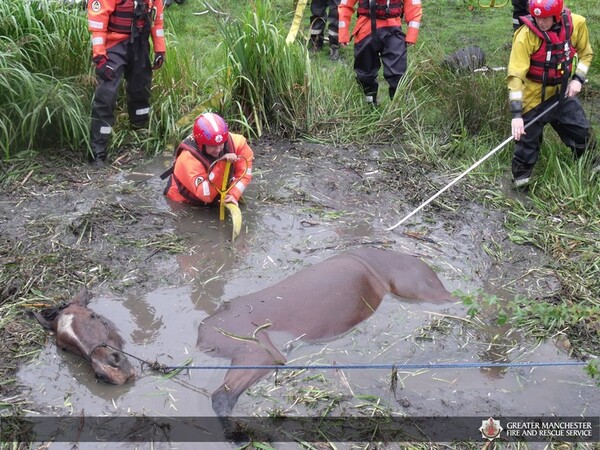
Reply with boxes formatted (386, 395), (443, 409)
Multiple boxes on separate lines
(193, 113), (229, 146)
(529, 0), (563, 21)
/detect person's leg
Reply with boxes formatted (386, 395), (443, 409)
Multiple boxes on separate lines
(379, 26), (407, 100)
(512, 109), (547, 187)
(550, 97), (592, 158)
(124, 38), (153, 130)
(309, 0), (327, 51)
(90, 40), (128, 163)
(327, 0), (341, 60)
(354, 36), (381, 105)
(512, 0), (528, 32)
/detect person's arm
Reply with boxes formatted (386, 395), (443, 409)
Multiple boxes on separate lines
(338, 0), (357, 45)
(566, 15), (593, 97)
(225, 136), (254, 204)
(88, 0), (115, 60)
(507, 29), (532, 141)
(150, 0), (167, 54)
(403, 0), (422, 44)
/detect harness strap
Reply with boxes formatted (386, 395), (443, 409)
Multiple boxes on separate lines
(369, 0), (379, 45)
(558, 10), (572, 102)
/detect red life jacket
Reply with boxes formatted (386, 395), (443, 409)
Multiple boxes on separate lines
(357, 0), (403, 19)
(520, 9), (574, 87)
(107, 0), (155, 35)
(161, 134), (235, 205)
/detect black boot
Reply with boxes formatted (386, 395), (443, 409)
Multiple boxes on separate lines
(329, 44), (340, 61)
(512, 160), (533, 188)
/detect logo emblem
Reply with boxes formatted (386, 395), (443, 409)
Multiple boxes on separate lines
(479, 417), (503, 441)
(215, 134), (223, 144)
(91, 0), (101, 12)
(533, 7), (542, 16)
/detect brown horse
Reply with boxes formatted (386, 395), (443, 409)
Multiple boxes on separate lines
(197, 247), (456, 415)
(30, 288), (135, 385)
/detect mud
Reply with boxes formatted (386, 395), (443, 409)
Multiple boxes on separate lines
(2, 139), (598, 448)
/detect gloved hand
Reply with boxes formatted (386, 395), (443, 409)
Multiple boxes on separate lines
(152, 52), (165, 70)
(93, 56), (115, 81)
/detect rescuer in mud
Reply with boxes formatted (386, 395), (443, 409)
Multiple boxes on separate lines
(338, 0), (422, 106)
(87, 0), (167, 166)
(163, 113), (254, 206)
(508, 0), (598, 188)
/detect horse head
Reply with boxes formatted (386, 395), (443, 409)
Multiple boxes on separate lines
(30, 288), (135, 385)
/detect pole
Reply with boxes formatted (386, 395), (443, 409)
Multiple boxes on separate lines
(385, 99), (559, 231)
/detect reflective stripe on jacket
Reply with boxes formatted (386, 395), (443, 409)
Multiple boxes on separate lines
(87, 0), (166, 59)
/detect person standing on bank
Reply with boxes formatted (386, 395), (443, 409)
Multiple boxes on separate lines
(163, 113), (254, 206)
(508, 0), (597, 188)
(338, 0), (422, 106)
(87, 0), (167, 166)
(309, 0), (341, 61)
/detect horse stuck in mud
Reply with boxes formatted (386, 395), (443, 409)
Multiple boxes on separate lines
(197, 247), (456, 415)
(29, 288), (135, 385)
(30, 248), (454, 416)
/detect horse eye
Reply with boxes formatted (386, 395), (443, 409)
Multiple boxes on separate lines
(90, 313), (98, 319)
(96, 373), (108, 383)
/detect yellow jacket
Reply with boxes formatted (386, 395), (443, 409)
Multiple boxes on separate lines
(507, 13), (593, 114)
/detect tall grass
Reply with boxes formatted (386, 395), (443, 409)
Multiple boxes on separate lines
(0, 0), (91, 158)
(217, 0), (312, 138)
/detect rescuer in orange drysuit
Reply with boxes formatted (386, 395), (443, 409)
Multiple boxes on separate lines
(338, 0), (422, 105)
(163, 113), (254, 206)
(87, 0), (166, 166)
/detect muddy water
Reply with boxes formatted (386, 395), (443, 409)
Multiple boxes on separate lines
(18, 149), (599, 447)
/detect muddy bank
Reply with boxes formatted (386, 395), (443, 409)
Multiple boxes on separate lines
(1, 140), (598, 447)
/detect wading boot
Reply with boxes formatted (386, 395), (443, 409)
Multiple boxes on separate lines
(329, 45), (340, 61)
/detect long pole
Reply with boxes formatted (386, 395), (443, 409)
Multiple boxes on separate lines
(385, 100), (559, 231)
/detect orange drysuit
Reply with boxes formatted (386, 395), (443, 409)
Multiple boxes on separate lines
(165, 134), (254, 205)
(87, 0), (166, 59)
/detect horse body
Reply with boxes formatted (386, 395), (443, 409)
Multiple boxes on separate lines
(30, 288), (135, 385)
(197, 247), (455, 415)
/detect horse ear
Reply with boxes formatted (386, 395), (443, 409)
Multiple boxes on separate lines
(72, 287), (91, 306)
(28, 310), (55, 331)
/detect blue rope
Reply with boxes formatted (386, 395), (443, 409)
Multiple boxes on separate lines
(164, 361), (587, 371)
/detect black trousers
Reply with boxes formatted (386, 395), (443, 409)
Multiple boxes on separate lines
(513, 96), (593, 174)
(353, 26), (407, 100)
(309, 0), (340, 47)
(90, 37), (153, 159)
(512, 0), (529, 31)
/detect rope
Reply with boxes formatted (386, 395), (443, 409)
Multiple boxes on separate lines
(160, 360), (587, 371)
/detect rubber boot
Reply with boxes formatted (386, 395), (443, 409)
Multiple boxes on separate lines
(512, 160), (533, 188)
(329, 45), (340, 61)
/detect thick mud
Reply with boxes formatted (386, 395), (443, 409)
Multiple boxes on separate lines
(2, 140), (598, 448)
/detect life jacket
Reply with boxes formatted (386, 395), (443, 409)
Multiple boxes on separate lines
(520, 9), (573, 93)
(357, 0), (404, 19)
(161, 134), (235, 205)
(107, 0), (155, 36)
